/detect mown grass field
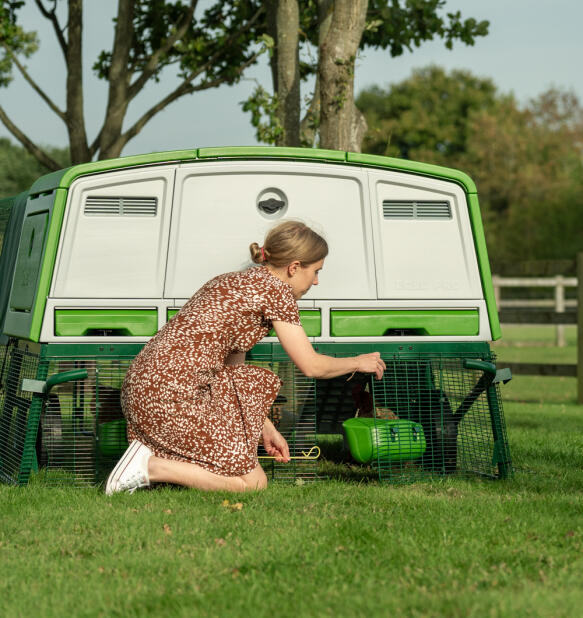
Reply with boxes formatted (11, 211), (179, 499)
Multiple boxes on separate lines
(1, 326), (581, 618)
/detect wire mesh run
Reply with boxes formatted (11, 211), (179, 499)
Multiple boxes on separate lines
(0, 343), (318, 486)
(249, 354), (318, 483)
(333, 351), (511, 482)
(0, 341), (40, 485)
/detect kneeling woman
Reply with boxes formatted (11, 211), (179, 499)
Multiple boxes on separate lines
(106, 221), (385, 494)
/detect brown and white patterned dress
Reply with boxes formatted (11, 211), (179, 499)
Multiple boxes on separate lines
(121, 266), (301, 477)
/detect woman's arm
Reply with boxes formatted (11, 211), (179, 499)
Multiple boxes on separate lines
(272, 321), (385, 380)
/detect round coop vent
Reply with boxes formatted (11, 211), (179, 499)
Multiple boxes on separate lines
(256, 188), (288, 219)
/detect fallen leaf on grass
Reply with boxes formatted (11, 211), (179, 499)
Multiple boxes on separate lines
(163, 523), (172, 535)
(214, 538), (227, 547)
(221, 500), (243, 511)
(164, 509), (173, 514)
(565, 530), (575, 538)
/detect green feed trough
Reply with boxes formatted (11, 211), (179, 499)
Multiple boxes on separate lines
(0, 147), (512, 486)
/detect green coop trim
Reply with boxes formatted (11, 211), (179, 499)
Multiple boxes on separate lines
(346, 152), (477, 194)
(197, 146), (346, 162)
(329, 310), (480, 337)
(54, 309), (158, 337)
(466, 193), (501, 340)
(168, 308), (322, 337)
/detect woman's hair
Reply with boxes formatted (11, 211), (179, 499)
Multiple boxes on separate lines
(249, 220), (328, 267)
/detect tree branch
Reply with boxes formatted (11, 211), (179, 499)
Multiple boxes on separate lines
(0, 105), (61, 170)
(128, 4), (265, 104)
(117, 52), (261, 153)
(128, 0), (199, 100)
(1, 42), (66, 121)
(35, 0), (67, 58)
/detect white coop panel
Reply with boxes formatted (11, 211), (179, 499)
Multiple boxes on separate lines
(165, 161), (375, 299)
(52, 167), (175, 298)
(369, 171), (482, 300)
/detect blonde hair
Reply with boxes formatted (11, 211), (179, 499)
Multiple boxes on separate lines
(249, 220), (328, 267)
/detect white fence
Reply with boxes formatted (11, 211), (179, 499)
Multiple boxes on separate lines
(492, 275), (578, 347)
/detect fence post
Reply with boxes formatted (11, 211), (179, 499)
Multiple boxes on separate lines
(578, 253), (583, 405)
(493, 276), (501, 309)
(555, 275), (565, 347)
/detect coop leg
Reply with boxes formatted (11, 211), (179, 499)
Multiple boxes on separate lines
(486, 385), (511, 479)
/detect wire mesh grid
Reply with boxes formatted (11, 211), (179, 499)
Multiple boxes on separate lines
(0, 343), (319, 486)
(351, 352), (511, 482)
(0, 342), (40, 484)
(248, 354), (318, 483)
(38, 357), (133, 486)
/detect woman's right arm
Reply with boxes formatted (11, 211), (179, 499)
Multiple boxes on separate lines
(272, 321), (386, 380)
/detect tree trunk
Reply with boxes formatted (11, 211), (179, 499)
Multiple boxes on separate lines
(65, 0), (90, 164)
(98, 0), (135, 159)
(318, 0), (368, 151)
(267, 0), (300, 147)
(300, 0), (332, 147)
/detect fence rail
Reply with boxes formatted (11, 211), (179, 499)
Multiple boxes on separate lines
(493, 253), (583, 404)
(493, 275), (577, 347)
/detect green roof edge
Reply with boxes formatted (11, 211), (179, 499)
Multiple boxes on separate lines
(346, 152), (477, 193)
(198, 146), (346, 161)
(29, 149), (199, 194)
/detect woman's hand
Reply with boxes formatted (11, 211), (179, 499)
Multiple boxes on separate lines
(262, 418), (290, 463)
(356, 352), (386, 380)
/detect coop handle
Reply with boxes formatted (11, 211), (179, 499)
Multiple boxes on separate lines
(462, 360), (496, 375)
(45, 369), (88, 393)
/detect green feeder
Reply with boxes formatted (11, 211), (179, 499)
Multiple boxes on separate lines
(343, 417), (426, 464)
(97, 419), (129, 457)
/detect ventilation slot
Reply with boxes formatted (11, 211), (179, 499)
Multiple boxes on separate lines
(383, 200), (451, 220)
(84, 196), (158, 217)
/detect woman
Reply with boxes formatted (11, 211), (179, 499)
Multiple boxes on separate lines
(106, 221), (386, 495)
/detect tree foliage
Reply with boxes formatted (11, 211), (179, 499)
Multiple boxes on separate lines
(357, 68), (583, 266)
(242, 0), (489, 150)
(0, 0), (269, 167)
(0, 137), (68, 197)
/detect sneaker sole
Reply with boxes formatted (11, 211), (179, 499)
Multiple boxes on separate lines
(105, 440), (145, 496)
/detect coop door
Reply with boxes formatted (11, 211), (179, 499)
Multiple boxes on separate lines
(368, 171), (482, 300)
(164, 161), (376, 299)
(10, 197), (51, 312)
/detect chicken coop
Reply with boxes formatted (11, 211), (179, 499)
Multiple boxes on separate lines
(0, 146), (512, 486)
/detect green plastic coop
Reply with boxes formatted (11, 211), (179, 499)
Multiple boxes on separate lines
(0, 146), (512, 486)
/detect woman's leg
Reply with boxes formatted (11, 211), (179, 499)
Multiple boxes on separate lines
(148, 456), (268, 492)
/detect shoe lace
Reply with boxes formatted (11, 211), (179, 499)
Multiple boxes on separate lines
(118, 470), (148, 494)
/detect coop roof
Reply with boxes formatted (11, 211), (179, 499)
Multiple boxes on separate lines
(28, 147), (478, 196)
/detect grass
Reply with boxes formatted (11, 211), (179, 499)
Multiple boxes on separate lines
(1, 328), (582, 618)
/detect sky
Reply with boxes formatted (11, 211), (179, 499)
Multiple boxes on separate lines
(1, 0), (582, 157)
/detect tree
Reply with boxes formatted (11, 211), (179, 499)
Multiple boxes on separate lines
(357, 65), (499, 162)
(358, 67), (583, 266)
(461, 89), (583, 266)
(0, 137), (68, 197)
(243, 0), (489, 151)
(0, 0), (268, 167)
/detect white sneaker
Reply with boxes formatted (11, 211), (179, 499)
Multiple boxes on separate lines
(105, 440), (152, 495)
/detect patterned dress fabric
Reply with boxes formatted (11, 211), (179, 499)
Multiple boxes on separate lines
(121, 266), (301, 477)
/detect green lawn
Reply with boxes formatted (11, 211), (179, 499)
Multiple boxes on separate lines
(1, 329), (582, 618)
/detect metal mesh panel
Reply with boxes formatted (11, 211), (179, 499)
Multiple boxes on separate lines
(340, 351), (511, 483)
(36, 357), (133, 486)
(1, 345), (318, 486)
(249, 353), (318, 483)
(0, 341), (40, 484)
